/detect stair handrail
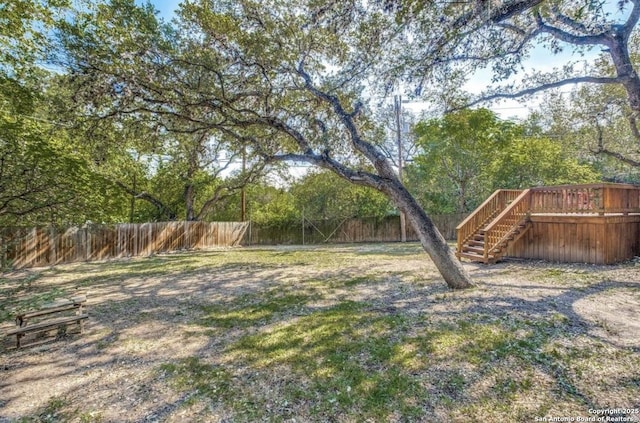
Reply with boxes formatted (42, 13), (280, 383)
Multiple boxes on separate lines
(483, 189), (531, 260)
(456, 189), (523, 251)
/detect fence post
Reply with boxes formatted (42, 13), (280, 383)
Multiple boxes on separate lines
(302, 208), (305, 246)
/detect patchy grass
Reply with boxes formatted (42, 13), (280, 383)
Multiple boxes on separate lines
(159, 357), (233, 404)
(14, 396), (105, 423)
(1, 243), (639, 422)
(0, 269), (67, 321)
(198, 292), (313, 329)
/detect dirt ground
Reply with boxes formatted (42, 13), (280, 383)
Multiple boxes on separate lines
(1, 243), (639, 422)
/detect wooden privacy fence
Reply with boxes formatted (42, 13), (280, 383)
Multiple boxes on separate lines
(1, 214), (466, 269)
(1, 221), (249, 269)
(245, 214), (467, 245)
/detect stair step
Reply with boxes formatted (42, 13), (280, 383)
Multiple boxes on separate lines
(458, 250), (484, 259)
(463, 246), (484, 254)
(457, 251), (494, 263)
(457, 190), (533, 265)
(467, 240), (484, 247)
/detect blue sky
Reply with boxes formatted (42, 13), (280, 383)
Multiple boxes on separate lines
(146, 0), (181, 19)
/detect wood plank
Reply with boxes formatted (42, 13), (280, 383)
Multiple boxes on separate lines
(580, 223), (588, 263)
(17, 304), (84, 324)
(531, 215), (606, 224)
(558, 223), (566, 262)
(574, 223), (582, 263)
(603, 220), (612, 264)
(568, 223), (577, 263)
(5, 314), (88, 336)
(548, 223), (558, 261)
(613, 222), (621, 264)
(588, 223), (595, 264)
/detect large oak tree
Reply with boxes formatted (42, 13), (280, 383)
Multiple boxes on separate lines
(58, 0), (483, 288)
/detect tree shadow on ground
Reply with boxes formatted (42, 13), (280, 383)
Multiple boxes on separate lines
(1, 250), (639, 422)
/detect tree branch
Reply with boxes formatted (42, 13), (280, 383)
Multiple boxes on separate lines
(195, 161), (267, 220)
(488, 0), (544, 23)
(622, 0), (640, 37)
(591, 120), (640, 167)
(296, 62), (397, 180)
(549, 6), (594, 35)
(534, 10), (608, 46)
(462, 76), (621, 110)
(114, 180), (177, 220)
(596, 148), (640, 167)
(628, 113), (640, 143)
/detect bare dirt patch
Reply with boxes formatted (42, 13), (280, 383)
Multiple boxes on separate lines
(1, 244), (639, 422)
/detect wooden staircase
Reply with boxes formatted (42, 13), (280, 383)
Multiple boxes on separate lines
(456, 189), (532, 264)
(457, 219), (532, 263)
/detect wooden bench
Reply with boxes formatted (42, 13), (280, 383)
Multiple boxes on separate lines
(4, 295), (88, 348)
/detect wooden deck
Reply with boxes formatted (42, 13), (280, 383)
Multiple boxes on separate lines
(456, 183), (640, 264)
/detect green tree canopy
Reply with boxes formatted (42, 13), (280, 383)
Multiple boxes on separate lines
(413, 108), (514, 213)
(291, 170), (393, 221)
(0, 1), (135, 226)
(409, 109), (600, 214)
(487, 136), (600, 189)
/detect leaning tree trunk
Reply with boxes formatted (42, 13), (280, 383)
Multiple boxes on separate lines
(286, 65), (473, 289)
(382, 179), (473, 289)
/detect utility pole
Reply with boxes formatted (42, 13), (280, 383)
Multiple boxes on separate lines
(395, 95), (407, 242)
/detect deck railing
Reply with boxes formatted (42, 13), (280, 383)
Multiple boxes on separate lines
(457, 183), (640, 262)
(456, 189), (523, 249)
(601, 184), (640, 213)
(530, 183), (640, 214)
(484, 189), (531, 260)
